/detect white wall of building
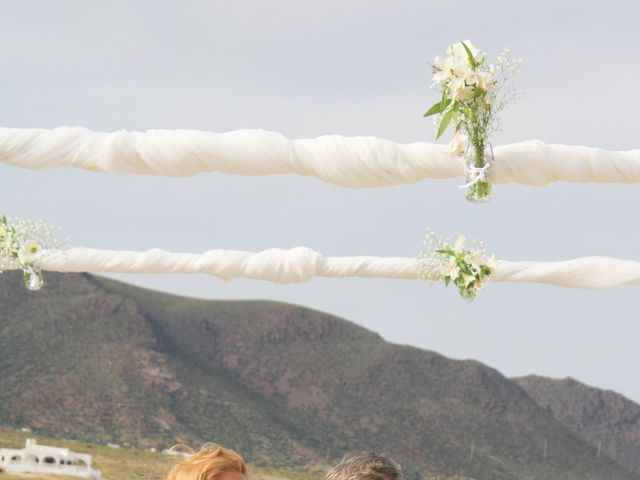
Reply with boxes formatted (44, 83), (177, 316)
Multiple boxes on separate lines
(0, 439), (101, 479)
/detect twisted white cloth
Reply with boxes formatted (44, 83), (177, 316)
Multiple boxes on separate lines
(39, 248), (422, 282)
(28, 247), (640, 289)
(1, 127), (639, 186)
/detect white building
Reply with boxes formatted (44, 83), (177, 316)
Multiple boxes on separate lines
(0, 439), (101, 479)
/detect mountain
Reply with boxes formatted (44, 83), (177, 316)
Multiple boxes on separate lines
(516, 375), (640, 478)
(0, 272), (634, 480)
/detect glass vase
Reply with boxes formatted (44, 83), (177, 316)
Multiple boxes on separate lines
(22, 265), (44, 291)
(465, 142), (493, 203)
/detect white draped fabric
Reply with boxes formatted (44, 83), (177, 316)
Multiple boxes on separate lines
(25, 247), (640, 289)
(1, 127), (640, 186)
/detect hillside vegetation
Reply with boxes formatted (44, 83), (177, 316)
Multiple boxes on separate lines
(0, 272), (636, 480)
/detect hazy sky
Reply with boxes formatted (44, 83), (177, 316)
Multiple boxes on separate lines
(1, 1), (639, 402)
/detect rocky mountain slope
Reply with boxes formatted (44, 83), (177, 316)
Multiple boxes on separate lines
(516, 375), (640, 478)
(0, 272), (634, 480)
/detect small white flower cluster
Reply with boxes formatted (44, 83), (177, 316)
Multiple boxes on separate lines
(494, 47), (523, 82)
(0, 216), (66, 290)
(417, 229), (497, 300)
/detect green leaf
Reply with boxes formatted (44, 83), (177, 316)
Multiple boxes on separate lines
(423, 98), (452, 117)
(461, 41), (477, 68)
(444, 276), (450, 286)
(436, 108), (456, 139)
(456, 258), (466, 267)
(441, 89), (450, 113)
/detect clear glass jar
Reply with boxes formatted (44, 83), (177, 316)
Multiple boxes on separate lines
(464, 142), (493, 203)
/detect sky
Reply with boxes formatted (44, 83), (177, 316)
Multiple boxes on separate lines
(1, 0), (639, 402)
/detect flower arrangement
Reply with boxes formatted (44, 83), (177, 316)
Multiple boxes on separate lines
(0, 216), (65, 290)
(417, 229), (496, 299)
(425, 40), (521, 202)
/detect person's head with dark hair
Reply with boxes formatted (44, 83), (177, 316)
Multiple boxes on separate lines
(324, 452), (402, 480)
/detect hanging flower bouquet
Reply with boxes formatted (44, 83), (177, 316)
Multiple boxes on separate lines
(425, 40), (521, 202)
(0, 216), (65, 290)
(417, 230), (496, 299)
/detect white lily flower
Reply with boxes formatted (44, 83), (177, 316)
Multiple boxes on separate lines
(433, 55), (471, 87)
(450, 57), (471, 78)
(18, 240), (42, 264)
(448, 76), (463, 91)
(464, 71), (479, 86)
(432, 55), (452, 86)
(446, 132), (467, 156)
(461, 272), (477, 288)
(477, 71), (496, 92)
(450, 80), (475, 102)
(465, 249), (488, 267)
(447, 40), (479, 63)
(441, 256), (459, 279)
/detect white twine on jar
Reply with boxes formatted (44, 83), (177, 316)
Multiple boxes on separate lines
(459, 143), (494, 189)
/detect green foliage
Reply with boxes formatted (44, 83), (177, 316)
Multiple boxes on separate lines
(435, 246), (491, 300)
(423, 99), (452, 117)
(461, 41), (477, 68)
(436, 108), (456, 140)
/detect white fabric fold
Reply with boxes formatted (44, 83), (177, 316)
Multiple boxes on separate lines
(25, 247), (640, 289)
(2, 127), (638, 186)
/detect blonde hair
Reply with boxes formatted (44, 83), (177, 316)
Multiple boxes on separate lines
(167, 443), (247, 480)
(324, 452), (402, 480)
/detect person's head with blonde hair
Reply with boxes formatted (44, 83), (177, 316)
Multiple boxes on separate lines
(166, 443), (247, 480)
